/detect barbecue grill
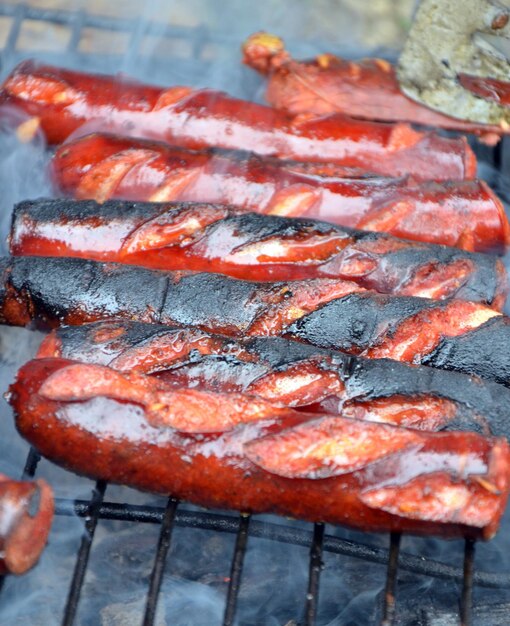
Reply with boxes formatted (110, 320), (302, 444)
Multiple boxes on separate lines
(0, 3), (510, 625)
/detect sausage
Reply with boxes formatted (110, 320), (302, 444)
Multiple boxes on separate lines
(242, 32), (508, 142)
(50, 135), (506, 252)
(0, 474), (54, 575)
(10, 357), (510, 539)
(11, 198), (508, 303)
(10, 199), (510, 382)
(36, 320), (510, 437)
(0, 257), (506, 342)
(1, 60), (476, 180)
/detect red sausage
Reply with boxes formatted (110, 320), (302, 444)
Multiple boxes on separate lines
(1, 60), (476, 180)
(0, 474), (54, 575)
(51, 134), (506, 252)
(10, 358), (510, 540)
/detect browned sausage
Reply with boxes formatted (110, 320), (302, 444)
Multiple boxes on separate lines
(10, 357), (510, 540)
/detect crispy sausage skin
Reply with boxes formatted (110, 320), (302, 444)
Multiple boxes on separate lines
(10, 358), (510, 539)
(50, 135), (505, 252)
(36, 320), (510, 437)
(1, 60), (476, 180)
(11, 202), (510, 383)
(11, 199), (509, 304)
(0, 474), (54, 575)
(0, 257), (506, 342)
(242, 32), (508, 141)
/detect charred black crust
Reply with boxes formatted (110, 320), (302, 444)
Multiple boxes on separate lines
(50, 320), (510, 440)
(207, 211), (345, 242)
(1, 256), (299, 332)
(12, 199), (504, 304)
(422, 317), (510, 387)
(286, 293), (437, 351)
(14, 198), (216, 224)
(377, 246), (500, 305)
(161, 272), (278, 331)
(7, 257), (167, 326)
(244, 336), (338, 368)
(343, 357), (510, 438)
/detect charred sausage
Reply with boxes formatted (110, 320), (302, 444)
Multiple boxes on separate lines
(11, 199), (509, 301)
(36, 320), (510, 437)
(0, 258), (506, 343)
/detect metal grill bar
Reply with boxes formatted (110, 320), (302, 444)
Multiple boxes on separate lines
(0, 4), (244, 49)
(62, 480), (107, 626)
(66, 9), (86, 53)
(142, 497), (179, 626)
(4, 4), (25, 53)
(51, 496), (510, 590)
(461, 539), (476, 626)
(381, 532), (401, 626)
(304, 522), (325, 626)
(223, 513), (251, 626)
(22, 447), (40, 479)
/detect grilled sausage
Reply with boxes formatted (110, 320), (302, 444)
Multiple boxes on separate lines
(0, 474), (53, 575)
(11, 199), (508, 302)
(242, 32), (508, 142)
(10, 357), (510, 539)
(1, 60), (476, 180)
(0, 257), (506, 344)
(11, 200), (510, 382)
(50, 135), (505, 252)
(36, 320), (510, 437)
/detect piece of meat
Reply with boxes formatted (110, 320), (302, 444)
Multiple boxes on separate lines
(50, 135), (505, 252)
(29, 270), (510, 386)
(0, 257), (506, 340)
(0, 60), (476, 180)
(0, 474), (54, 575)
(12, 199), (510, 382)
(36, 320), (510, 437)
(459, 74), (510, 108)
(10, 357), (510, 539)
(242, 32), (509, 142)
(11, 199), (509, 302)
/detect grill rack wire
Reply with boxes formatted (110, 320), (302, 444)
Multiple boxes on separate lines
(0, 3), (508, 625)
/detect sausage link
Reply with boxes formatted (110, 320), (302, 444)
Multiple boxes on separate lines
(11, 198), (508, 305)
(10, 357), (510, 539)
(50, 134), (501, 251)
(1, 60), (476, 180)
(0, 474), (53, 575)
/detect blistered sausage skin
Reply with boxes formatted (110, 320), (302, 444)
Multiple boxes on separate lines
(10, 358), (510, 539)
(50, 134), (501, 251)
(0, 258), (507, 348)
(11, 203), (510, 383)
(36, 320), (510, 437)
(0, 474), (54, 575)
(242, 32), (509, 142)
(11, 198), (508, 306)
(1, 60), (476, 180)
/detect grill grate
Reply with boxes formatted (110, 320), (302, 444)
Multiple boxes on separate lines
(10, 447), (505, 626)
(0, 3), (509, 625)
